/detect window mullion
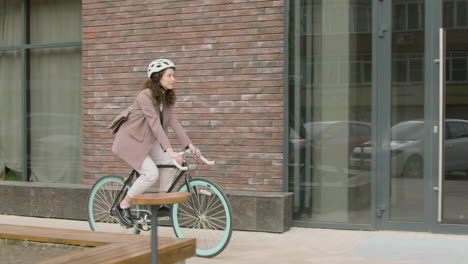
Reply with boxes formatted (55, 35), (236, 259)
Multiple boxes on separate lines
(20, 0), (30, 181)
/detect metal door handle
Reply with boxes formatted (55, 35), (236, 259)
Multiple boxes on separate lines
(437, 28), (446, 223)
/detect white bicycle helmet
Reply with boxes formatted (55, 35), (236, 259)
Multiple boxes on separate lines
(147, 59), (176, 78)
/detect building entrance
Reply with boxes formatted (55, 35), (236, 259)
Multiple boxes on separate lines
(287, 0), (468, 233)
(376, 0), (468, 233)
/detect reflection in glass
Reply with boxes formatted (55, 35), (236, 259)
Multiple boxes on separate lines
(0, 0), (22, 46)
(390, 0), (425, 222)
(30, 0), (81, 44)
(0, 51), (22, 180)
(288, 0), (372, 224)
(442, 8), (468, 223)
(30, 47), (82, 183)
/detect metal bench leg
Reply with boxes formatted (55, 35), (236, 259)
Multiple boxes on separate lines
(151, 205), (159, 264)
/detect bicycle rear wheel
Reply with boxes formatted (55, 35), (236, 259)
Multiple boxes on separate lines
(87, 175), (141, 234)
(172, 178), (233, 258)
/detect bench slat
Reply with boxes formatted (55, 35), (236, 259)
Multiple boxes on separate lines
(0, 224), (195, 264)
(132, 192), (190, 205)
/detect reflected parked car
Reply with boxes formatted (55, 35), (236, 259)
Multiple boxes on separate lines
(289, 120), (371, 169)
(350, 119), (468, 178)
(303, 121), (372, 155)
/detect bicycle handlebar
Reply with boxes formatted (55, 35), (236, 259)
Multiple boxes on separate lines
(171, 159), (189, 171)
(171, 149), (216, 171)
(200, 156), (216, 165)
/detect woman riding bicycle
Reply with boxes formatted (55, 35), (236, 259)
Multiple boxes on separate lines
(112, 59), (201, 227)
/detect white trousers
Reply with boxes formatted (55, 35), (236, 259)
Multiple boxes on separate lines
(127, 141), (176, 197)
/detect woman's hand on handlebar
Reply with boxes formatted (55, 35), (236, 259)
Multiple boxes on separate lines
(188, 144), (202, 158)
(166, 148), (183, 164)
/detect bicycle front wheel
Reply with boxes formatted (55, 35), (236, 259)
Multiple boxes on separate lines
(87, 175), (140, 234)
(172, 178), (233, 258)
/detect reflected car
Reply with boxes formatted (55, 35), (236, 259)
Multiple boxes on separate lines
(288, 120), (371, 170)
(350, 119), (468, 178)
(303, 121), (372, 155)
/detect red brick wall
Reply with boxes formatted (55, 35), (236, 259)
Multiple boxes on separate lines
(82, 0), (284, 192)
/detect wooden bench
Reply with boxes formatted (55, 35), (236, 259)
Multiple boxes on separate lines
(132, 192), (191, 264)
(0, 224), (195, 264)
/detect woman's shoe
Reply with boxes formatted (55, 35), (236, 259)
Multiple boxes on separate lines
(158, 204), (171, 217)
(115, 204), (134, 227)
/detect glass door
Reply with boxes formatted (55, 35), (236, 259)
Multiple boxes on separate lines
(436, 1), (468, 227)
(388, 0), (426, 224)
(380, 0), (468, 232)
(376, 0), (427, 230)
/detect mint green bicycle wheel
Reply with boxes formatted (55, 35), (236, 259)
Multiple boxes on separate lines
(172, 178), (232, 258)
(87, 175), (140, 234)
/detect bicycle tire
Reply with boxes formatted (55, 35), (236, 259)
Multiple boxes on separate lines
(87, 175), (141, 234)
(172, 178), (233, 258)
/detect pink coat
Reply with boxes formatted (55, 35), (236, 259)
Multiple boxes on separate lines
(112, 89), (192, 170)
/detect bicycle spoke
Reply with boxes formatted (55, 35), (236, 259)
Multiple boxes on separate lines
(95, 191), (110, 207)
(203, 202), (224, 216)
(202, 190), (216, 210)
(204, 218), (225, 230)
(93, 201), (110, 212)
(99, 186), (113, 206)
(94, 212), (109, 222)
(207, 208), (227, 220)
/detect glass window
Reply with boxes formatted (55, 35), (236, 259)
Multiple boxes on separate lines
(30, 0), (82, 44)
(448, 122), (466, 139)
(0, 0), (81, 183)
(456, 1), (467, 27)
(351, 6), (371, 33)
(393, 3), (423, 31)
(0, 50), (22, 181)
(444, 1), (455, 28)
(394, 4), (407, 31)
(393, 58), (408, 82)
(0, 0), (21, 46)
(390, 0), (425, 222)
(407, 4), (420, 30)
(444, 0), (468, 28)
(0, 0), (22, 181)
(288, 0), (372, 225)
(30, 47), (82, 183)
(409, 58), (423, 82)
(451, 55), (467, 81)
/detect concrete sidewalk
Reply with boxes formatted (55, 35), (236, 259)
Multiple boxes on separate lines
(1, 214), (468, 264)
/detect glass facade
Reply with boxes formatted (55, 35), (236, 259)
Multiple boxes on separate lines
(0, 50), (22, 181)
(288, 0), (372, 225)
(30, 0), (82, 44)
(442, 0), (468, 224)
(0, 0), (82, 183)
(0, 0), (23, 181)
(288, 0), (468, 232)
(389, 0), (425, 222)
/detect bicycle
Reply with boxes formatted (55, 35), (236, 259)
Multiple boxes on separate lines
(86, 149), (233, 258)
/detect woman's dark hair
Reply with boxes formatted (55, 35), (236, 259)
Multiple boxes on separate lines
(144, 69), (176, 106)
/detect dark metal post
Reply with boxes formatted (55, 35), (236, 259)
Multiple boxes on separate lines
(151, 205), (159, 264)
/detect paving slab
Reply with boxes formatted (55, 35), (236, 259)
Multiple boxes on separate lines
(1, 214), (467, 264)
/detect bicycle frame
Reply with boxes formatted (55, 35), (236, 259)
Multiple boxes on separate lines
(88, 151), (230, 258)
(110, 161), (193, 213)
